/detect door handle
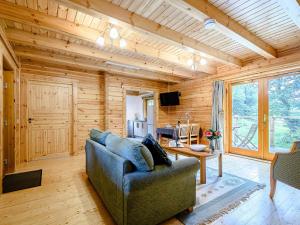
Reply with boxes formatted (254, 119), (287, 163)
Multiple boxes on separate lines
(263, 114), (267, 124)
(28, 118), (34, 123)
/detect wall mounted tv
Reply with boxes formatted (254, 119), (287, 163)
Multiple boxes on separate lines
(160, 91), (180, 106)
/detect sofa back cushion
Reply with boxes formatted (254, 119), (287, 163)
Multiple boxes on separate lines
(111, 139), (154, 172)
(105, 133), (123, 150)
(90, 129), (111, 146)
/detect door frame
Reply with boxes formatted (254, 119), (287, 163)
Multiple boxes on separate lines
(122, 86), (159, 138)
(226, 73), (300, 160)
(3, 70), (15, 174)
(22, 75), (78, 162)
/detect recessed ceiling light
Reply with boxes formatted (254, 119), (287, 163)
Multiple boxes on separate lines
(96, 36), (105, 46)
(120, 38), (127, 48)
(109, 27), (119, 39)
(204, 18), (216, 29)
(200, 58), (207, 65)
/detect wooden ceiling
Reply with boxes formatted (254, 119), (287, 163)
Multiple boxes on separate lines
(0, 0), (299, 82)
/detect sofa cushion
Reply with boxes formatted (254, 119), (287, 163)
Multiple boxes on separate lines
(142, 134), (172, 166)
(90, 129), (111, 145)
(111, 139), (154, 172)
(105, 133), (123, 150)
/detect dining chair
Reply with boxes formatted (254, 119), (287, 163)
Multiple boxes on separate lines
(178, 124), (189, 144)
(189, 124), (200, 145)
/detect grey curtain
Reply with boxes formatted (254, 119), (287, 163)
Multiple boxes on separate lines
(211, 80), (225, 152)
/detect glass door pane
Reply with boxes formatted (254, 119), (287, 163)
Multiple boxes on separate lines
(231, 82), (259, 152)
(268, 74), (300, 153)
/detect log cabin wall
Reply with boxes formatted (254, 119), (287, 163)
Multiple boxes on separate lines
(104, 73), (169, 136)
(19, 64), (105, 164)
(165, 52), (300, 146)
(18, 65), (170, 165)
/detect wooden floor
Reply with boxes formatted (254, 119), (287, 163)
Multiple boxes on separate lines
(0, 154), (299, 225)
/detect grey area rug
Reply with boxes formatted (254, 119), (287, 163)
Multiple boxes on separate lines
(177, 168), (265, 225)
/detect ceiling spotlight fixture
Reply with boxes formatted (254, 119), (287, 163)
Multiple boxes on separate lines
(120, 38), (127, 49)
(200, 58), (207, 65)
(96, 36), (105, 47)
(187, 59), (194, 67)
(204, 18), (216, 29)
(109, 27), (119, 39)
(109, 18), (118, 25)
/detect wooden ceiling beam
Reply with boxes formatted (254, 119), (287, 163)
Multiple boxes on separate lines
(276, 0), (300, 29)
(15, 46), (184, 83)
(0, 0), (215, 75)
(6, 29), (195, 78)
(57, 0), (242, 66)
(165, 0), (277, 59)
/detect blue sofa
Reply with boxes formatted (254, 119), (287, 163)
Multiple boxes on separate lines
(85, 137), (199, 225)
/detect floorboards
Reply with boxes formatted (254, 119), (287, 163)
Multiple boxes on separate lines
(0, 154), (299, 225)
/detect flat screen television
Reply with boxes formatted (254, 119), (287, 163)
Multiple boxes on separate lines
(160, 91), (180, 106)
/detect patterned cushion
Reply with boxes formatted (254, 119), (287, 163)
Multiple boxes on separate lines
(89, 129), (111, 146)
(142, 134), (172, 166)
(111, 139), (154, 172)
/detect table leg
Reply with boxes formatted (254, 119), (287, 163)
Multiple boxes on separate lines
(175, 153), (178, 160)
(200, 158), (206, 184)
(219, 153), (223, 177)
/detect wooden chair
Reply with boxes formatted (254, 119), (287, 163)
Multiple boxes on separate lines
(189, 124), (200, 145)
(178, 124), (189, 144)
(270, 141), (300, 198)
(233, 124), (258, 150)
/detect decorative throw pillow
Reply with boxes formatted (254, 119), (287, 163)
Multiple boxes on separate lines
(89, 129), (111, 146)
(142, 134), (172, 166)
(111, 139), (154, 172)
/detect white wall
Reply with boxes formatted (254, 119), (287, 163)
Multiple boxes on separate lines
(126, 95), (144, 121)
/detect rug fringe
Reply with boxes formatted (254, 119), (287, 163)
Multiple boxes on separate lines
(199, 184), (265, 225)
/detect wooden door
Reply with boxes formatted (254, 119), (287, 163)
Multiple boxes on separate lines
(228, 81), (264, 159)
(228, 72), (300, 160)
(28, 81), (72, 160)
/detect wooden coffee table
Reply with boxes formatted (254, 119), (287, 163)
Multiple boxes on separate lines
(163, 145), (222, 184)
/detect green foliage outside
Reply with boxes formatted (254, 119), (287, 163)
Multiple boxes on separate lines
(232, 74), (300, 151)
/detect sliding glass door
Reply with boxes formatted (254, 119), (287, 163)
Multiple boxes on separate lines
(229, 81), (263, 158)
(229, 73), (300, 160)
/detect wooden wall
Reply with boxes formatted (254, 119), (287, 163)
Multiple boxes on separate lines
(17, 65), (170, 165)
(166, 52), (300, 146)
(167, 77), (213, 131)
(104, 73), (169, 136)
(19, 64), (105, 164)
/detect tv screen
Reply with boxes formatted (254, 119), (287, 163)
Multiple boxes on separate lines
(160, 91), (180, 106)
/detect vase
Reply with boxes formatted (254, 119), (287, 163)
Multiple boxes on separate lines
(209, 140), (215, 152)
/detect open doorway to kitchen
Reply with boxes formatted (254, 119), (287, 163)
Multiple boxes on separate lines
(125, 89), (156, 142)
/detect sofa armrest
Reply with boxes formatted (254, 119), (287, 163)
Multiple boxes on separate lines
(123, 157), (198, 192)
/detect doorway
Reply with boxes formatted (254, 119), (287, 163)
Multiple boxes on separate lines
(228, 72), (300, 160)
(125, 89), (156, 141)
(2, 63), (15, 174)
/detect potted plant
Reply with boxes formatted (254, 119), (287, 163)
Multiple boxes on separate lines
(204, 129), (222, 151)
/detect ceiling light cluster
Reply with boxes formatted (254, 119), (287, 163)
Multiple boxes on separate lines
(96, 22), (127, 49)
(187, 56), (207, 70)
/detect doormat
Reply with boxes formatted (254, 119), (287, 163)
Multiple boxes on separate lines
(3, 169), (42, 193)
